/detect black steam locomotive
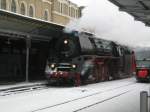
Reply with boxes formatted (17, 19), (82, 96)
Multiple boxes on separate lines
(45, 31), (136, 86)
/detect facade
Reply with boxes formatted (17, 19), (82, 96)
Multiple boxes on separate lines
(0, 0), (81, 25)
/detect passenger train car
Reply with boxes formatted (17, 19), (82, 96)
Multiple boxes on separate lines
(135, 59), (150, 82)
(45, 31), (136, 86)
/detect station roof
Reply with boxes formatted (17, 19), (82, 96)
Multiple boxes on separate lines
(0, 9), (64, 41)
(109, 0), (150, 26)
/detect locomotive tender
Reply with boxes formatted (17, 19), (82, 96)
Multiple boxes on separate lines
(46, 31), (136, 86)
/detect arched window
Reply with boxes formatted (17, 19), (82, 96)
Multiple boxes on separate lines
(44, 10), (49, 21)
(11, 0), (17, 13)
(20, 3), (25, 15)
(76, 10), (78, 18)
(1, 0), (6, 10)
(64, 4), (68, 15)
(29, 5), (34, 17)
(73, 9), (75, 18)
(58, 2), (60, 12)
(69, 7), (71, 16)
(72, 8), (74, 17)
(60, 3), (63, 13)
(54, 0), (58, 11)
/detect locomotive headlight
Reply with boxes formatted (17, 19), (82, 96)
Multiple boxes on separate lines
(64, 40), (68, 44)
(51, 64), (55, 68)
(72, 64), (76, 69)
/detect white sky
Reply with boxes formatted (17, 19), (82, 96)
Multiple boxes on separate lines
(69, 0), (150, 47)
(69, 0), (88, 6)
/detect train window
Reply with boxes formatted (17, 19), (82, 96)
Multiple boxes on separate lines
(117, 46), (123, 56)
(136, 60), (150, 67)
(124, 47), (131, 54)
(94, 39), (103, 49)
(120, 48), (124, 55)
(101, 40), (112, 50)
(57, 67), (72, 72)
(94, 39), (112, 51)
(79, 35), (94, 51)
(111, 42), (119, 57)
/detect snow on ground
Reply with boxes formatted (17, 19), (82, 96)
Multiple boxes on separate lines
(0, 78), (149, 112)
(0, 81), (46, 90)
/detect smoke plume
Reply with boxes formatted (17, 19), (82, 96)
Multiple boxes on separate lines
(66, 0), (150, 47)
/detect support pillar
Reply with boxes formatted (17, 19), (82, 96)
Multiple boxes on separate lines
(25, 36), (31, 82)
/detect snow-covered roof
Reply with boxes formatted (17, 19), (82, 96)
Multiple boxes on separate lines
(109, 0), (150, 26)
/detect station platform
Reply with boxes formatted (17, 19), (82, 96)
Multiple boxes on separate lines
(0, 81), (46, 91)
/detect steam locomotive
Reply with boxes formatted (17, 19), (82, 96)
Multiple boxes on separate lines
(45, 31), (136, 86)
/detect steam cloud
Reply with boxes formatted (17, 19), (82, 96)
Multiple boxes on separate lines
(67, 0), (150, 47)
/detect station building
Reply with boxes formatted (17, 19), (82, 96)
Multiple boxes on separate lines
(0, 0), (82, 25)
(0, 0), (82, 83)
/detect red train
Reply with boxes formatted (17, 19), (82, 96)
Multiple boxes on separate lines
(135, 59), (150, 82)
(45, 31), (136, 86)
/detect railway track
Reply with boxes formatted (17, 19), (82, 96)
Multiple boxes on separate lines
(0, 84), (48, 96)
(31, 82), (136, 112)
(73, 90), (131, 112)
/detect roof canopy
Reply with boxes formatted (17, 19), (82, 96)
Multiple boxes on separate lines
(109, 0), (150, 26)
(0, 10), (64, 41)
